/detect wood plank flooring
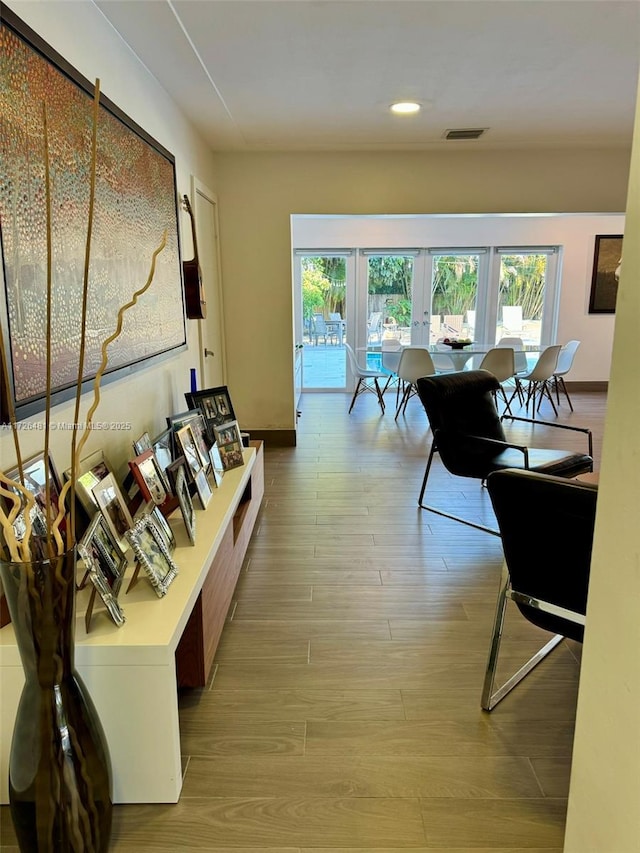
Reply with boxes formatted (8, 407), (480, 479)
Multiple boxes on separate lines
(0, 389), (606, 852)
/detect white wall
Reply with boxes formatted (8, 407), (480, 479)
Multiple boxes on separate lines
(564, 75), (640, 853)
(0, 0), (216, 479)
(213, 148), (630, 433)
(293, 213), (624, 382)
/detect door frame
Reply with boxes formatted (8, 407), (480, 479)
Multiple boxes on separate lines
(191, 175), (226, 387)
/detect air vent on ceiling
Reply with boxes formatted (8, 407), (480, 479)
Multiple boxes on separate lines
(444, 128), (488, 141)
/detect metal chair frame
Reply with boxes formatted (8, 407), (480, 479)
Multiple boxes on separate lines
(416, 371), (594, 535)
(481, 468), (596, 711)
(481, 561), (586, 710)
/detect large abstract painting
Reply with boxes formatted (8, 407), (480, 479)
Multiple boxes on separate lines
(0, 5), (186, 421)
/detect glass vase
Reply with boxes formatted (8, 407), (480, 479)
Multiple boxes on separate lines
(0, 547), (113, 852)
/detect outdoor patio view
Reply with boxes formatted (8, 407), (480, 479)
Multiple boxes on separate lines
(301, 251), (548, 389)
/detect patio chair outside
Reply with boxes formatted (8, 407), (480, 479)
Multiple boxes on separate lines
(367, 312), (383, 344)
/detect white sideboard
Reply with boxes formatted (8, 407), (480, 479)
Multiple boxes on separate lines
(0, 442), (264, 804)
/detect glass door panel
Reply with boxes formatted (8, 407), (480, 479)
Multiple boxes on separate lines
(495, 253), (548, 346)
(300, 254), (347, 389)
(430, 254), (480, 343)
(366, 255), (415, 352)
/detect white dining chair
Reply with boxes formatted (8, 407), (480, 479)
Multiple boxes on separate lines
(394, 347), (436, 419)
(552, 340), (580, 411)
(344, 343), (387, 413)
(515, 345), (562, 418)
(478, 347), (516, 415)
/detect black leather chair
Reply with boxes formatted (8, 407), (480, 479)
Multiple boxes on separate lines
(481, 468), (597, 710)
(415, 370), (593, 533)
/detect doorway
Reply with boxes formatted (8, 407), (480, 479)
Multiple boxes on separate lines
(192, 177), (225, 389)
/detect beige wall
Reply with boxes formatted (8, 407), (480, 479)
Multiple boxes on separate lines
(564, 77), (640, 852)
(213, 148), (630, 432)
(0, 0), (217, 480)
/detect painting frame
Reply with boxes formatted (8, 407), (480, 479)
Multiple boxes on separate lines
(0, 4), (187, 423)
(588, 234), (623, 314)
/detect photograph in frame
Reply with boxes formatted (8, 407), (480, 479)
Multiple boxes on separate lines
(209, 444), (224, 487)
(194, 467), (213, 509)
(64, 449), (114, 517)
(126, 512), (179, 597)
(175, 424), (205, 478)
(129, 450), (168, 506)
(92, 472), (134, 554)
(169, 410), (210, 470)
(213, 420), (245, 472)
(77, 514), (126, 627)
(165, 456), (188, 493)
(151, 505), (176, 552)
(589, 234), (623, 314)
(132, 431), (153, 458)
(151, 429), (174, 486)
(185, 386), (236, 441)
(175, 466), (196, 545)
(3, 451), (65, 543)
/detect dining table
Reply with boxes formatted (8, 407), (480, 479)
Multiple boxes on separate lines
(427, 342), (543, 371)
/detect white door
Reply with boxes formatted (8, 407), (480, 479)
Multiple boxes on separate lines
(192, 177), (226, 388)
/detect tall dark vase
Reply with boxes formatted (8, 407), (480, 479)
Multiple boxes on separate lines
(0, 547), (113, 852)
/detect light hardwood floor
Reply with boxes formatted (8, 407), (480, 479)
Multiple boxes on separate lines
(0, 388), (606, 852)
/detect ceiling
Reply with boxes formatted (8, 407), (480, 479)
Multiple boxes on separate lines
(94, 0), (640, 152)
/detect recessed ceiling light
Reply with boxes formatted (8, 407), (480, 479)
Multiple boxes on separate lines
(390, 101), (421, 115)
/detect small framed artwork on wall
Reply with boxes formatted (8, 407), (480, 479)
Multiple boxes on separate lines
(589, 234), (623, 314)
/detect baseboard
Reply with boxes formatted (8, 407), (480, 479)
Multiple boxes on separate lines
(565, 381), (608, 392)
(247, 429), (297, 447)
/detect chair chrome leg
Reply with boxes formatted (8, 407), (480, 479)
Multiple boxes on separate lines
(481, 562), (566, 711)
(481, 562), (510, 710)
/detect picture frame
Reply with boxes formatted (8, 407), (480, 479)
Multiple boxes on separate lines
(126, 512), (179, 597)
(174, 465), (196, 545)
(175, 424), (206, 478)
(168, 410), (210, 470)
(3, 451), (64, 544)
(129, 450), (168, 506)
(589, 234), (623, 314)
(64, 449), (114, 517)
(151, 505), (176, 553)
(0, 6), (186, 424)
(185, 386), (236, 441)
(213, 421), (245, 472)
(92, 472), (134, 554)
(209, 444), (224, 487)
(194, 467), (213, 509)
(132, 431), (153, 458)
(151, 428), (174, 484)
(77, 514), (126, 627)
(165, 456), (188, 494)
